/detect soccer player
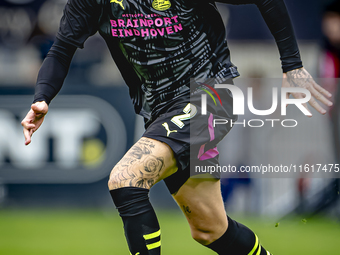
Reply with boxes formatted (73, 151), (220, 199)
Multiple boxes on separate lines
(21, 0), (332, 254)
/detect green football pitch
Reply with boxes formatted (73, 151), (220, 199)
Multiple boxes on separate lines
(0, 209), (339, 255)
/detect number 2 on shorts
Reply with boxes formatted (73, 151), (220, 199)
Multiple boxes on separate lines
(171, 103), (197, 128)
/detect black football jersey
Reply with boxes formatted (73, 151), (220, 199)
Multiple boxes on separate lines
(57, 0), (239, 119)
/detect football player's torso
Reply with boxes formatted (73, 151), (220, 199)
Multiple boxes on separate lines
(97, 0), (237, 116)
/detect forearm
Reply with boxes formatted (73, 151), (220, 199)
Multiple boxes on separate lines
(33, 38), (76, 104)
(217, 0), (303, 72)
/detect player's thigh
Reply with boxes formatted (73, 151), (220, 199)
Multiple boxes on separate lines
(172, 175), (228, 244)
(108, 137), (178, 190)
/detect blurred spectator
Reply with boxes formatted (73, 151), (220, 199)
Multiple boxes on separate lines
(320, 1), (340, 89)
(320, 0), (340, 163)
(310, 0), (340, 218)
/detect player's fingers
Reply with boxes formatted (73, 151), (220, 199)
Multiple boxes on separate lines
(308, 96), (327, 115)
(25, 123), (35, 129)
(310, 86), (333, 107)
(290, 92), (304, 99)
(21, 118), (34, 129)
(23, 128), (32, 145)
(21, 118), (28, 127)
(312, 80), (332, 98)
(290, 92), (313, 116)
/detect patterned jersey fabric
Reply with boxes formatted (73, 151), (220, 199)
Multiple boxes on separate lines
(57, 0), (239, 120)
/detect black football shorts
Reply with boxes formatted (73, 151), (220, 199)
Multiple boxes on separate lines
(143, 85), (236, 194)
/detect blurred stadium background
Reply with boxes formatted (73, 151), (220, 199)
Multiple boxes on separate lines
(0, 0), (339, 254)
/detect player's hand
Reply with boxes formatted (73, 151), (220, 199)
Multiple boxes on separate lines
(282, 67), (333, 116)
(21, 101), (48, 145)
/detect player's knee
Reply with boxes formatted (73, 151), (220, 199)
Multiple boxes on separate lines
(107, 163), (155, 190)
(107, 178), (116, 190)
(191, 229), (217, 245)
(191, 225), (226, 246)
(107, 166), (123, 190)
(190, 220), (228, 246)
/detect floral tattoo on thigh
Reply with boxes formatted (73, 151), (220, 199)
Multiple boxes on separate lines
(109, 138), (165, 189)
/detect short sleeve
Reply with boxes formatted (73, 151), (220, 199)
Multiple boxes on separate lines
(57, 0), (101, 48)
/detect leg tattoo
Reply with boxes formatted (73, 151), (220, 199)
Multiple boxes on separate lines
(109, 138), (165, 189)
(182, 205), (192, 217)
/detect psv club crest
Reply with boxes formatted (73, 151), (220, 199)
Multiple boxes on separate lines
(152, 0), (171, 11)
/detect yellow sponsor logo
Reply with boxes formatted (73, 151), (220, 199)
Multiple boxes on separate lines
(110, 0), (125, 10)
(152, 0), (171, 11)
